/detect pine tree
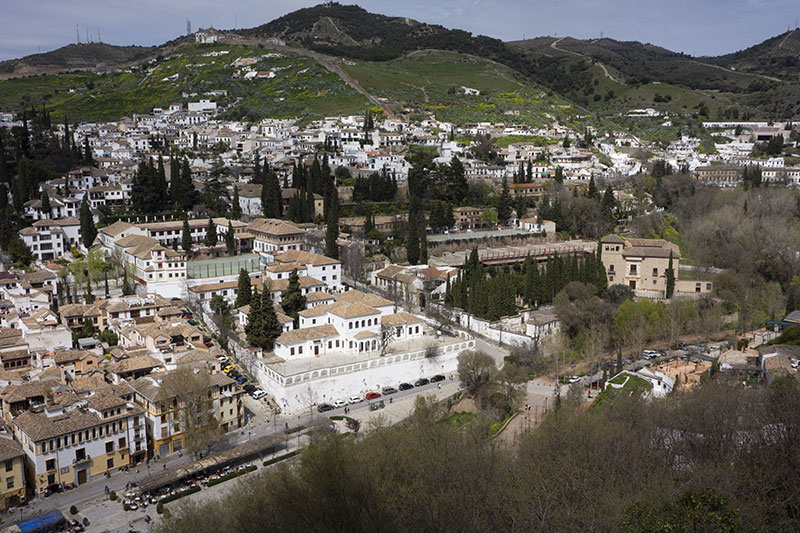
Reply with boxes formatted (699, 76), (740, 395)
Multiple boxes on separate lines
(80, 196), (97, 248)
(204, 218), (217, 247)
(225, 221), (236, 255)
(40, 190), (51, 217)
(665, 250), (675, 299)
(181, 216), (192, 252)
(231, 186), (242, 219)
(235, 268), (251, 308)
(325, 189), (339, 259)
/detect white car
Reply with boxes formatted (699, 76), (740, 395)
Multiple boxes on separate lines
(333, 399), (348, 408)
(252, 390), (267, 400)
(348, 395), (363, 404)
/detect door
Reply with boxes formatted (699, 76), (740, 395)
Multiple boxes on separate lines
(629, 280), (636, 290)
(77, 469), (87, 485)
(314, 345), (319, 356)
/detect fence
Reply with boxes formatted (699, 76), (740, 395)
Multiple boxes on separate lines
(187, 255), (261, 279)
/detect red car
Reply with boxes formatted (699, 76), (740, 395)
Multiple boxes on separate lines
(365, 391), (381, 400)
(203, 341), (214, 348)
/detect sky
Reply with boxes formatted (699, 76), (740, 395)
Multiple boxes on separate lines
(1, 0), (798, 61)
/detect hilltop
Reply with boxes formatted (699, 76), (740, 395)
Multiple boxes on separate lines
(0, 42), (154, 79)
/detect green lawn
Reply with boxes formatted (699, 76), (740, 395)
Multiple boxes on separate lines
(593, 373), (652, 408)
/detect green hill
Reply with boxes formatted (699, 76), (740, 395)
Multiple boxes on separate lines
(0, 44), (367, 122)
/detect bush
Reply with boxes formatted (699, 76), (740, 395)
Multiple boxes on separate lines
(263, 449), (302, 467)
(109, 490), (116, 501)
(123, 503), (129, 511)
(70, 505), (78, 515)
(157, 502), (164, 514)
(82, 518), (89, 527)
(158, 485), (201, 507)
(206, 465), (257, 487)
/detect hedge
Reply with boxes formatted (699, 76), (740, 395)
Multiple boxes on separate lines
(286, 425), (306, 435)
(157, 485), (201, 510)
(263, 449), (301, 467)
(206, 465), (257, 487)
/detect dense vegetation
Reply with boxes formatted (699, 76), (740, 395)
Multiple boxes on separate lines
(156, 376), (800, 532)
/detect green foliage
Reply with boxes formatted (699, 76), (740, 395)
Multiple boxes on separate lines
(281, 269), (307, 321)
(620, 488), (740, 533)
(157, 485), (201, 508)
(263, 449), (302, 467)
(206, 465), (257, 487)
(70, 505), (78, 515)
(768, 325), (800, 346)
(8, 237), (32, 266)
(235, 268), (251, 308)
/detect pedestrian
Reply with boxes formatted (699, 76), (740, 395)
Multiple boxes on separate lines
(437, 383), (441, 390)
(163, 464), (167, 471)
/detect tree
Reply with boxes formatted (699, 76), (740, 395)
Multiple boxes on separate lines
(246, 288), (265, 348)
(231, 186), (242, 219)
(225, 221), (236, 255)
(496, 176), (512, 224)
(160, 367), (219, 457)
(665, 251), (675, 299)
(79, 196), (97, 248)
(204, 218), (217, 247)
(122, 267), (134, 296)
(419, 221), (428, 265)
(260, 290), (283, 349)
(406, 208), (420, 265)
(181, 216), (192, 252)
(8, 237), (32, 266)
(325, 190), (339, 259)
(40, 190), (51, 217)
(209, 294), (233, 349)
(457, 350), (497, 397)
(235, 268), (251, 308)
(281, 269), (306, 322)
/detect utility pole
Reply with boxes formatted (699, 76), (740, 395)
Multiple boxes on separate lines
(186, 18), (191, 35)
(76, 24), (80, 44)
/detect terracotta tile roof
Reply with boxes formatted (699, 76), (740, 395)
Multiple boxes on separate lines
(381, 312), (422, 326)
(330, 303), (380, 319)
(274, 249), (340, 266)
(277, 324), (339, 345)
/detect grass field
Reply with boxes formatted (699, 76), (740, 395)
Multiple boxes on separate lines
(342, 50), (580, 126)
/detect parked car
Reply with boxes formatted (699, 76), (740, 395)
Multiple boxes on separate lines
(430, 374), (446, 383)
(365, 392), (381, 400)
(222, 365), (235, 373)
(217, 356), (229, 365)
(236, 376), (247, 385)
(317, 403), (334, 412)
(381, 386), (397, 395)
(414, 378), (430, 387)
(203, 340), (214, 348)
(243, 384), (256, 393)
(252, 390), (267, 400)
(348, 396), (363, 404)
(568, 376), (581, 384)
(187, 319), (198, 326)
(334, 399), (348, 408)
(398, 382), (414, 391)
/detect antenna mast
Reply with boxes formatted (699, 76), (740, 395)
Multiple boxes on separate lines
(98, 28), (101, 43)
(186, 18), (191, 35)
(76, 25), (80, 44)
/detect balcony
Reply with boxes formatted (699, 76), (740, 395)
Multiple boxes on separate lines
(72, 454), (91, 465)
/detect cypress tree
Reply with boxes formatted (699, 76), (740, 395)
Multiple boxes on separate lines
(80, 196), (97, 248)
(497, 176), (512, 223)
(235, 268), (251, 308)
(665, 251), (675, 299)
(122, 268), (134, 296)
(246, 287), (265, 348)
(83, 137), (93, 166)
(181, 215), (192, 252)
(595, 243), (608, 294)
(231, 186), (242, 219)
(406, 213), (420, 265)
(419, 217), (428, 265)
(225, 221), (236, 255)
(40, 190), (51, 217)
(281, 269), (306, 324)
(204, 218), (217, 247)
(262, 289), (282, 349)
(325, 190), (339, 259)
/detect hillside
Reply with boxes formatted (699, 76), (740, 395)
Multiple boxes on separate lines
(0, 43), (155, 79)
(706, 29), (800, 79)
(1, 3), (799, 121)
(0, 44), (367, 122)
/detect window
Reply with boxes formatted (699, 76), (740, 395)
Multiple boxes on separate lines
(6, 477), (13, 489)
(46, 458), (56, 471)
(5, 460), (12, 472)
(706, 283), (712, 290)
(106, 441), (114, 453)
(75, 448), (86, 461)
(290, 347), (295, 356)
(630, 264), (637, 275)
(652, 268), (658, 276)
(107, 458), (114, 469)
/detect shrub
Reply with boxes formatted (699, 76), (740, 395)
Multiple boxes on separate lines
(206, 465), (257, 487)
(109, 490), (116, 501)
(158, 485), (201, 507)
(263, 449), (302, 467)
(82, 518), (89, 527)
(123, 503), (129, 511)
(70, 505), (78, 515)
(157, 502), (164, 514)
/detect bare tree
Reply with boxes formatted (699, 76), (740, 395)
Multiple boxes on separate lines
(160, 367), (220, 457)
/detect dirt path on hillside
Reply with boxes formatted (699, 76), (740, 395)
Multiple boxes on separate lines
(550, 37), (626, 85)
